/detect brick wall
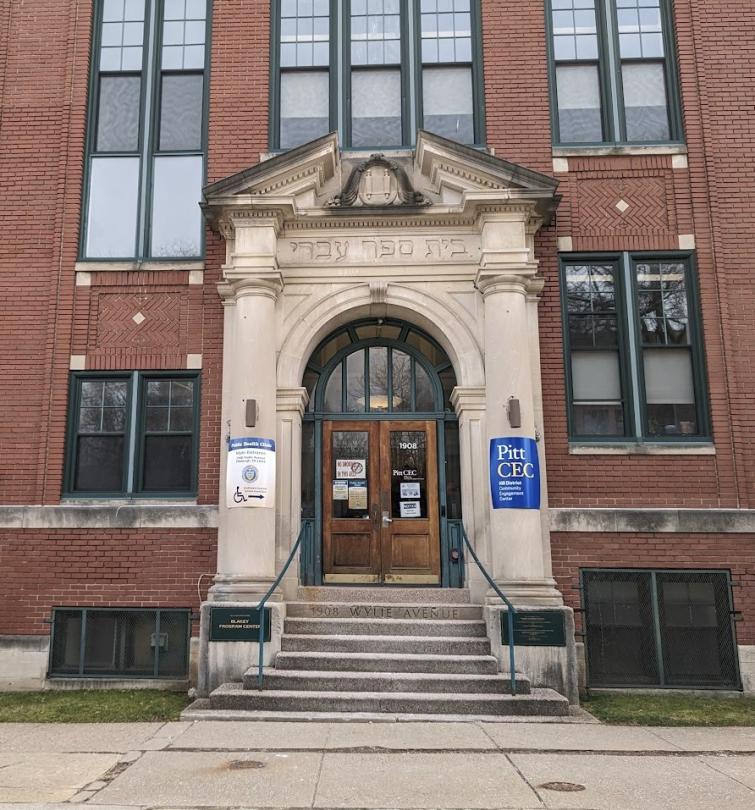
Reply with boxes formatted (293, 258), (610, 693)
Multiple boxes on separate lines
(552, 532), (755, 646)
(481, 0), (752, 509)
(0, 530), (217, 636)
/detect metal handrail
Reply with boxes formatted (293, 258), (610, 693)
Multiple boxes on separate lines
(460, 525), (518, 695)
(255, 524), (305, 690)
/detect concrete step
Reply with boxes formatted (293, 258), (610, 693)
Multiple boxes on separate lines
(209, 684), (569, 716)
(281, 634), (492, 656)
(274, 651), (501, 675)
(245, 668), (530, 695)
(286, 602), (483, 621)
(284, 617), (487, 637)
(297, 586), (471, 604)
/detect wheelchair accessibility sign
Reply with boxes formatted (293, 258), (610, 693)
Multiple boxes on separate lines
(227, 437), (276, 508)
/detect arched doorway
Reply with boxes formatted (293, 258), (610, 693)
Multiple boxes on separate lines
(300, 318), (463, 586)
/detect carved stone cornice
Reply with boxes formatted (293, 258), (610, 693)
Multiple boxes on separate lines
(218, 275), (284, 303)
(475, 272), (544, 299)
(276, 387), (310, 417)
(451, 386), (486, 416)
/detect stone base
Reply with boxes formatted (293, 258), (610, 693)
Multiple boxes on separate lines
(739, 645), (755, 694)
(484, 605), (579, 704)
(197, 601), (286, 697)
(0, 635), (49, 690)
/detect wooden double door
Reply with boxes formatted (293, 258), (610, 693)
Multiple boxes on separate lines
(323, 420), (441, 584)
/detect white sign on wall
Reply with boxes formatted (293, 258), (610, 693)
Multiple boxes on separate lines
(226, 437), (276, 508)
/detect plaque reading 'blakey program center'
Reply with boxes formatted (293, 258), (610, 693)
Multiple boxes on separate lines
(209, 608), (271, 642)
(501, 610), (566, 647)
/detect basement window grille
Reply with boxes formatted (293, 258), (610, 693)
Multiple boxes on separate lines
(49, 608), (190, 679)
(582, 569), (740, 689)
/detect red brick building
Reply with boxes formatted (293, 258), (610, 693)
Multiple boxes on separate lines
(0, 0), (752, 710)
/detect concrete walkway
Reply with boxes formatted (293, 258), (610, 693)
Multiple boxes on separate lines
(0, 719), (753, 809)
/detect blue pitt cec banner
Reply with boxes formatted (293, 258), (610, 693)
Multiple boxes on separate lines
(489, 437), (541, 510)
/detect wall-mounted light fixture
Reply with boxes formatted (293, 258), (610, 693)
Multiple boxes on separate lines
(507, 396), (522, 429)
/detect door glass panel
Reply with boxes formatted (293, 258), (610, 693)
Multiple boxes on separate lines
(332, 431), (369, 519)
(390, 430), (427, 519)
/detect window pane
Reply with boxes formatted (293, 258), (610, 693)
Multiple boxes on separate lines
(643, 348), (697, 435)
(622, 62), (669, 141)
(50, 611), (82, 675)
(368, 347), (389, 412)
(150, 155), (202, 257)
(159, 74), (203, 151)
(161, 0), (207, 70)
(572, 350), (621, 400)
(86, 157), (139, 257)
(573, 403), (625, 435)
(556, 64), (603, 143)
(415, 363), (435, 411)
(142, 435), (192, 490)
(157, 611), (190, 677)
(280, 0), (329, 67)
(280, 71), (329, 149)
(345, 350), (366, 411)
(351, 2), (400, 66)
(97, 76), (140, 152)
(392, 350), (412, 412)
(351, 69), (402, 146)
(616, 0), (665, 58)
(643, 349), (694, 404)
(324, 363), (343, 411)
(75, 436), (124, 491)
(422, 66), (474, 143)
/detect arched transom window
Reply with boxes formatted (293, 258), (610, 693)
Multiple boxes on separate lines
(303, 319), (457, 414)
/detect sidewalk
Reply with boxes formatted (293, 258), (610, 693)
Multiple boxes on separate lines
(0, 719), (753, 809)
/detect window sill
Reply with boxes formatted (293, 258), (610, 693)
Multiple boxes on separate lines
(74, 260), (205, 273)
(553, 144), (687, 158)
(569, 443), (715, 456)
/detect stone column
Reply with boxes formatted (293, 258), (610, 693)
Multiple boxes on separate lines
(476, 211), (561, 606)
(210, 214), (285, 603)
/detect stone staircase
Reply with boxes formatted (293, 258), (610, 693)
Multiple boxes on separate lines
(200, 587), (570, 719)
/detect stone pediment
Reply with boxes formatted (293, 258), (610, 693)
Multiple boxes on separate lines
(202, 129), (559, 229)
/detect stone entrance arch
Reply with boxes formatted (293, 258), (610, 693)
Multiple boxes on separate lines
(198, 131), (568, 695)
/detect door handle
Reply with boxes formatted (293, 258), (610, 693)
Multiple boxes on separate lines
(382, 511), (393, 526)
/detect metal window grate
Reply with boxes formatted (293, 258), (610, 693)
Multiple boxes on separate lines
(49, 608), (190, 679)
(582, 569), (739, 689)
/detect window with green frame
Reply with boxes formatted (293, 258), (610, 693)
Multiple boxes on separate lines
(272, 0), (484, 151)
(65, 371), (200, 496)
(547, 0), (683, 146)
(82, 0), (210, 260)
(562, 254), (708, 441)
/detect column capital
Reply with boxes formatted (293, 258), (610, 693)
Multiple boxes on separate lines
(475, 271), (544, 299)
(218, 274), (284, 303)
(451, 385), (486, 417)
(276, 387), (310, 417)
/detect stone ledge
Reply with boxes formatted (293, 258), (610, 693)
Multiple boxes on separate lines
(552, 144), (687, 158)
(550, 508), (755, 534)
(0, 504), (219, 530)
(569, 443), (715, 456)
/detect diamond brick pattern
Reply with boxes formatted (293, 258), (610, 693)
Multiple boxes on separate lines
(93, 292), (186, 350)
(575, 176), (670, 234)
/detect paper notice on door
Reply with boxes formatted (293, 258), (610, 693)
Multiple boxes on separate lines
(348, 481), (368, 510)
(332, 480), (348, 501)
(336, 459), (366, 479)
(400, 500), (421, 518)
(400, 481), (420, 499)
